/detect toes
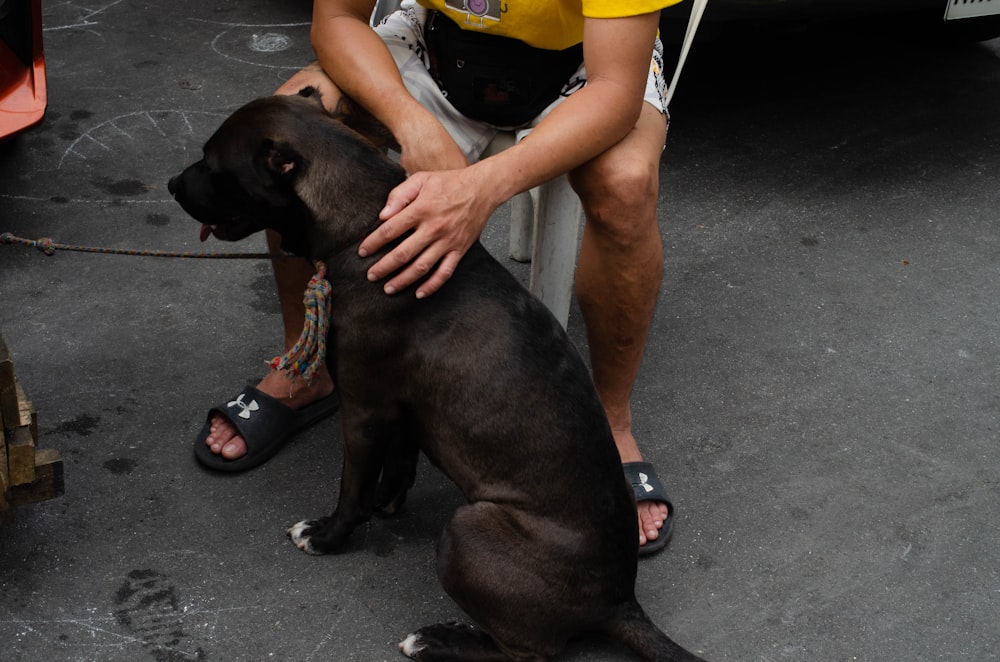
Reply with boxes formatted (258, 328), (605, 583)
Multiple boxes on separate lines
(205, 415), (247, 459)
(638, 501), (665, 526)
(637, 500), (669, 544)
(220, 437), (247, 459)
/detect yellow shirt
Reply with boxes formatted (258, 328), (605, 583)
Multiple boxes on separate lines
(416, 0), (683, 50)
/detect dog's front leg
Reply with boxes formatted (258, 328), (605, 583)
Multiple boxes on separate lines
(288, 408), (396, 555)
(374, 429), (420, 517)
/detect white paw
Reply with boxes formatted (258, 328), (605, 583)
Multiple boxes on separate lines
(286, 520), (320, 555)
(398, 632), (425, 658)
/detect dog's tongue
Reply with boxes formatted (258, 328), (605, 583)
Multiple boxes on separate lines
(199, 224), (212, 242)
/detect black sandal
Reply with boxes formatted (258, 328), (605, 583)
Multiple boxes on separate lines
(623, 461), (675, 556)
(193, 385), (339, 472)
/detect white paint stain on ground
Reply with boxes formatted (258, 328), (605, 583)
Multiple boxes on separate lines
(249, 32), (293, 53)
(58, 110), (228, 169)
(42, 0), (128, 31)
(187, 19), (311, 70)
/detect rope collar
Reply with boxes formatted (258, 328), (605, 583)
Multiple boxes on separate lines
(268, 261), (331, 383)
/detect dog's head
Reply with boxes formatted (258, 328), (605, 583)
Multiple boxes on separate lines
(168, 89), (401, 257)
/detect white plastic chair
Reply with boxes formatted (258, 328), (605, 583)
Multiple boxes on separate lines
(370, 0), (707, 328)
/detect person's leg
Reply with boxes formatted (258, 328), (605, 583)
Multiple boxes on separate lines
(570, 103), (669, 548)
(202, 241), (336, 459)
(201, 5), (496, 461)
(201, 68), (344, 460)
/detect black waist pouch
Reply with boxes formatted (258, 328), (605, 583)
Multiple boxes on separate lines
(425, 11), (583, 127)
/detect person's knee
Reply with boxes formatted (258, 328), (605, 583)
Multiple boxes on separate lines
(571, 155), (659, 241)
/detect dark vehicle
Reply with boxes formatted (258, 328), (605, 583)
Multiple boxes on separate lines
(662, 0), (1000, 43)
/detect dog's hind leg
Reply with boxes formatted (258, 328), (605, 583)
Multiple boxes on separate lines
(399, 621), (544, 662)
(402, 502), (587, 661)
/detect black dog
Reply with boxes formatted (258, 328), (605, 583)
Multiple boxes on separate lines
(169, 90), (705, 662)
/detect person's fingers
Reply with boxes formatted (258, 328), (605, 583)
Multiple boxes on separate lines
(413, 251), (461, 299)
(358, 177), (423, 258)
(372, 235), (449, 295)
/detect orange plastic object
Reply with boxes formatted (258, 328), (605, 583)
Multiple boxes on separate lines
(0, 0), (46, 140)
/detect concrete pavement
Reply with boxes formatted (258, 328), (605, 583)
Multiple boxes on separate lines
(1, 3), (998, 660)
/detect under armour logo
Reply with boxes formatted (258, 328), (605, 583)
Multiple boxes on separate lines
(636, 472), (654, 494)
(227, 394), (260, 419)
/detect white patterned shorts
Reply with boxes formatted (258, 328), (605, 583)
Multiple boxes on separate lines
(373, 1), (669, 162)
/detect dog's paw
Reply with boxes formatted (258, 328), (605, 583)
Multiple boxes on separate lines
(286, 520), (322, 555)
(398, 632), (426, 659)
(398, 622), (493, 660)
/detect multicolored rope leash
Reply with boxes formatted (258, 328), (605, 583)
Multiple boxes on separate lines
(0, 232), (270, 259)
(268, 261), (332, 383)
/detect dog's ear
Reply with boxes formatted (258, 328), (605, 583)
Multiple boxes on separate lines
(297, 86), (325, 107)
(261, 140), (301, 178)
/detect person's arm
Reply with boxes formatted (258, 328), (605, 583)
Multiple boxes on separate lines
(361, 11), (663, 299)
(310, 0), (468, 174)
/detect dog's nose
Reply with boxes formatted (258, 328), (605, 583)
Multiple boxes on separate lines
(167, 176), (178, 196)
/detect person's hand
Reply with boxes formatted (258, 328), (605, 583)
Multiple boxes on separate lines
(358, 166), (497, 299)
(274, 63), (342, 111)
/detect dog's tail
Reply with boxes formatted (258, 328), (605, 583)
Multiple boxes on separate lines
(603, 600), (707, 662)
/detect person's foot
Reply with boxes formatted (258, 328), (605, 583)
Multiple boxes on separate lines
(204, 364), (335, 460)
(612, 429), (671, 549)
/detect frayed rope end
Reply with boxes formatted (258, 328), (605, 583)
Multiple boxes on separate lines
(269, 262), (331, 383)
(1, 232), (56, 255)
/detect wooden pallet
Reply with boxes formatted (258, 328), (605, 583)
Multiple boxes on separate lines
(1, 333), (64, 524)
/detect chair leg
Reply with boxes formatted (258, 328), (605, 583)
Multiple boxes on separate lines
(528, 176), (583, 330)
(508, 191), (534, 263)
(494, 132), (582, 328)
